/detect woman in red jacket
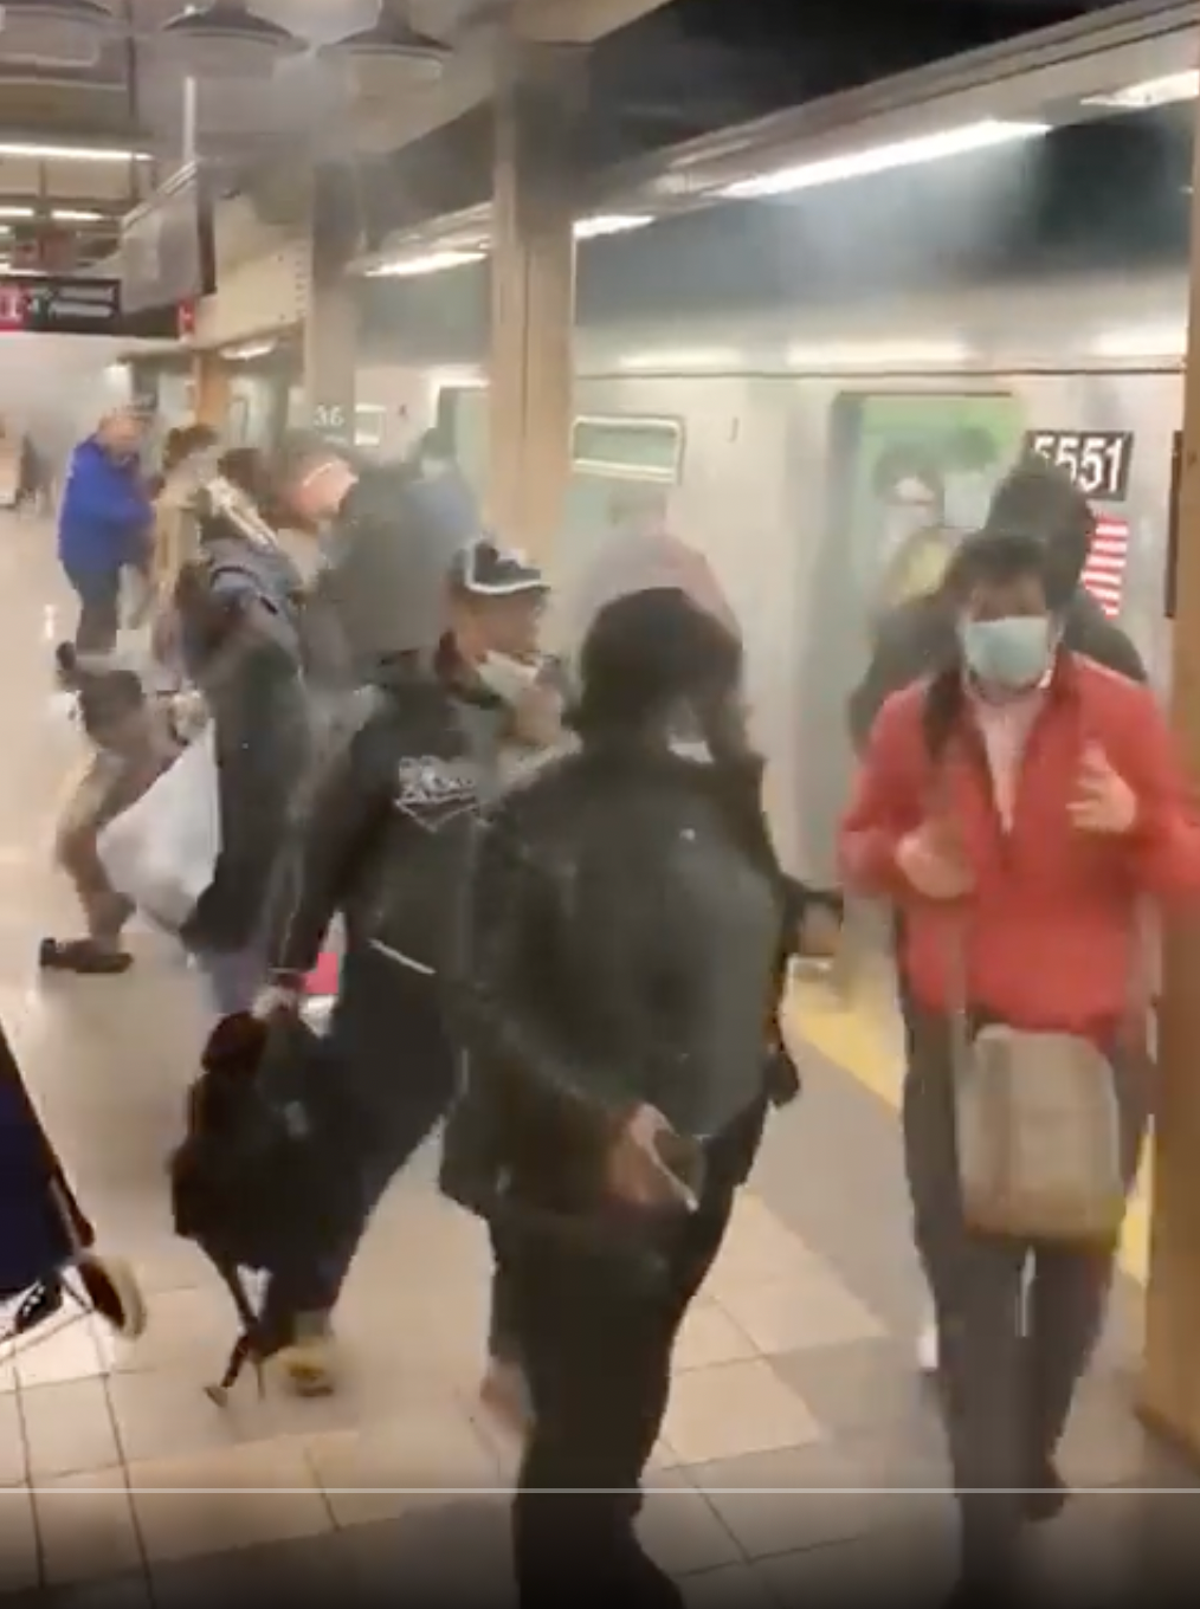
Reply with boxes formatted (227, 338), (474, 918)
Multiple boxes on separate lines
(840, 527), (1200, 1596)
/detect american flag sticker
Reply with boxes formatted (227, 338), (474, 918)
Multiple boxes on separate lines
(1081, 515), (1130, 619)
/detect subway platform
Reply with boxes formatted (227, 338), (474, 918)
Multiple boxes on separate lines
(0, 516), (1189, 1609)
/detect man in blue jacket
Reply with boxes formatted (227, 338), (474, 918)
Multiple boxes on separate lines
(56, 409), (153, 671)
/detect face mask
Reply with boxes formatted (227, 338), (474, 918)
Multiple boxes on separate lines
(475, 651), (542, 705)
(958, 615), (1056, 690)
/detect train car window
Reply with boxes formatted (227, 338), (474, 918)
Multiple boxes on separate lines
(570, 415), (684, 483)
(436, 383), (489, 503)
(354, 405), (386, 449)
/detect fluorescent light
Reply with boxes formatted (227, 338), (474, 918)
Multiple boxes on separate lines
(618, 347), (741, 371)
(721, 119), (1050, 200)
(1091, 324), (1185, 360)
(786, 339), (971, 367)
(225, 340), (275, 361)
(0, 142), (151, 163)
(51, 207), (105, 222)
(0, 206), (34, 220)
(573, 213), (652, 240)
(1084, 71), (1199, 111)
(366, 248), (485, 278)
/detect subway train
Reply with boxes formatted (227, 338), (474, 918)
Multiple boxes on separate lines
(360, 110), (1191, 885)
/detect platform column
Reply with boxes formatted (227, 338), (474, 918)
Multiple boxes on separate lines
(1140, 78), (1200, 1457)
(303, 170), (359, 449)
(192, 352), (229, 430)
(487, 43), (578, 557)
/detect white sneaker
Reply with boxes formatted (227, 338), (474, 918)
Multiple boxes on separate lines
(916, 1318), (939, 1373)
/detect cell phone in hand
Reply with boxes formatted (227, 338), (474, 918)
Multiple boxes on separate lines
(653, 1129), (706, 1208)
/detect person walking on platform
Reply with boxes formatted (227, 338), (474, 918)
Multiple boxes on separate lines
(444, 587), (833, 1609)
(250, 531), (554, 1398)
(839, 527), (1200, 1597)
(845, 449), (1147, 1375)
(55, 409), (153, 677)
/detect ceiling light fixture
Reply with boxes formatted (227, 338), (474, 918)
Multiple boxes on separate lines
(0, 0), (117, 69)
(158, 1), (303, 80)
(334, 5), (447, 68)
(225, 339), (275, 360)
(365, 248), (486, 278)
(1083, 70), (1199, 111)
(573, 213), (652, 240)
(0, 140), (150, 162)
(721, 118), (1051, 200)
(50, 207), (105, 221)
(0, 205), (34, 219)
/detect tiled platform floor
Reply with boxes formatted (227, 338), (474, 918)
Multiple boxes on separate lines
(0, 516), (1191, 1607)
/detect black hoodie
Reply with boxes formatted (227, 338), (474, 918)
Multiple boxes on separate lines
(846, 451), (1146, 750)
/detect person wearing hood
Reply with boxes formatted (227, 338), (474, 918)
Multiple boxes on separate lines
(252, 530), (558, 1398)
(845, 449), (1147, 1376)
(272, 430), (476, 692)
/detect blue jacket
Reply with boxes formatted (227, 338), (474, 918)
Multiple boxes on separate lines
(57, 438), (151, 577)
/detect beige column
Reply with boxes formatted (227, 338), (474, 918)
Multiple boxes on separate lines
(487, 44), (578, 559)
(304, 172), (360, 448)
(192, 352), (229, 430)
(1141, 77), (1200, 1458)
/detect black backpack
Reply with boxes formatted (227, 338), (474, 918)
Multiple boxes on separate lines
(168, 1011), (345, 1401)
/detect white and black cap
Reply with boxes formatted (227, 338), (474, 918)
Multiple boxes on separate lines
(451, 536), (547, 598)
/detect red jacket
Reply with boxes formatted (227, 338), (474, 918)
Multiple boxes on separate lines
(839, 653), (1200, 1038)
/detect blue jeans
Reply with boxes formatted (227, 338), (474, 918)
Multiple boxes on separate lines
(64, 565), (121, 658)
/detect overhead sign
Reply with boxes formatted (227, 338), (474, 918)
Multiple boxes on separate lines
(311, 402), (353, 448)
(1081, 514), (1130, 619)
(1024, 429), (1133, 502)
(0, 275), (177, 339)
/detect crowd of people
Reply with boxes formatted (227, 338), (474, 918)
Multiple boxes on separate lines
(17, 404), (1200, 1606)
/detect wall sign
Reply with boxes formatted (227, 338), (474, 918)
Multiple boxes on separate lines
(0, 275), (177, 339)
(1024, 429), (1134, 502)
(1081, 514), (1131, 619)
(311, 402), (353, 447)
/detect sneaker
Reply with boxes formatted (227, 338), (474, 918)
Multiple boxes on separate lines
(917, 1317), (940, 1373)
(39, 938), (132, 976)
(276, 1312), (337, 1397)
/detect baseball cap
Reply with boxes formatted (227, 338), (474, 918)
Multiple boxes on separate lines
(450, 537), (547, 598)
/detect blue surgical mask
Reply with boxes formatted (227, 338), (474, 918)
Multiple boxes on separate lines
(958, 615), (1055, 690)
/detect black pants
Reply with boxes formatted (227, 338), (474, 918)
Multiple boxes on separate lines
(508, 1101), (763, 1609)
(262, 946), (456, 1333)
(487, 1224), (520, 1367)
(902, 1009), (1148, 1578)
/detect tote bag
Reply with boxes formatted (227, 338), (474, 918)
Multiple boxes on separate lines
(96, 726), (220, 931)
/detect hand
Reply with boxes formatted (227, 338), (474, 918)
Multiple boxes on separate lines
(252, 981), (302, 1022)
(1069, 744), (1137, 834)
(896, 821), (973, 900)
(605, 1105), (698, 1211)
(510, 682), (563, 750)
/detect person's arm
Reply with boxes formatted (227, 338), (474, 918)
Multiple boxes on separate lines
(63, 455), (150, 538)
(449, 795), (637, 1139)
(1119, 690), (1200, 903)
(839, 695), (922, 897)
(269, 711), (393, 980)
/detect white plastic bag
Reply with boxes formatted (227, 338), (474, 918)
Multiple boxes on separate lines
(96, 727), (220, 931)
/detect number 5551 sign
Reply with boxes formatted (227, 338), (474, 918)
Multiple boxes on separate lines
(1024, 429), (1133, 502)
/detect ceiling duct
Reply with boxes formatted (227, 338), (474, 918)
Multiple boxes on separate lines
(156, 1), (304, 81)
(0, 0), (117, 68)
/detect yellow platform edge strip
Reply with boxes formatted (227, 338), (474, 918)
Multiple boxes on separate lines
(785, 982), (1149, 1286)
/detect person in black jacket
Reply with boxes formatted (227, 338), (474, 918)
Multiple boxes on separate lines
(172, 471), (316, 1017)
(254, 532), (561, 1398)
(443, 587), (836, 1609)
(845, 448), (1147, 1378)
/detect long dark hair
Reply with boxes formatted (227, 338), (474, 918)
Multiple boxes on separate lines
(921, 527), (1056, 762)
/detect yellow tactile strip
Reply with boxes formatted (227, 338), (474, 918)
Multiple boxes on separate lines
(783, 975), (1151, 1285)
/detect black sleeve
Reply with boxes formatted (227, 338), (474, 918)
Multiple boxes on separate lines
(271, 713), (393, 978)
(1094, 623), (1148, 684)
(847, 601), (950, 753)
(449, 800), (631, 1138)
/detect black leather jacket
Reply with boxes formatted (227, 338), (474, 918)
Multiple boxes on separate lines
(442, 738), (825, 1225)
